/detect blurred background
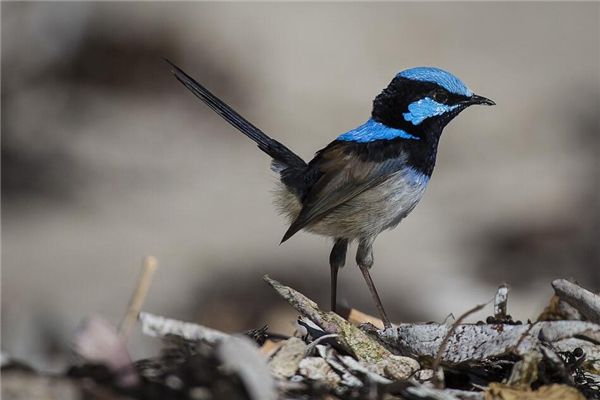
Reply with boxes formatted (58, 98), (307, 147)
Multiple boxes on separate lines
(2, 2), (599, 370)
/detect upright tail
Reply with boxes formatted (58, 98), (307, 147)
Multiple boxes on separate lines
(166, 60), (307, 171)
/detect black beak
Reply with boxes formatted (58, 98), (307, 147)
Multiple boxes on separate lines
(468, 94), (495, 106)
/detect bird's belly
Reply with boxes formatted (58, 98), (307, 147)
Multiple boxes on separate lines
(274, 169), (429, 240)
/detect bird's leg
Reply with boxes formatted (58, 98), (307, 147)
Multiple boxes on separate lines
(329, 238), (348, 313)
(356, 239), (392, 329)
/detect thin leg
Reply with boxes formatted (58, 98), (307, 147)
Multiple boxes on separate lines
(357, 239), (392, 329)
(329, 238), (348, 313)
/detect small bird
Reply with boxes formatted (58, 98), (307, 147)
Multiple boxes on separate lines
(168, 61), (494, 328)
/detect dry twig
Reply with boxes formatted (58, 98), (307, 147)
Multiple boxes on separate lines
(119, 256), (158, 339)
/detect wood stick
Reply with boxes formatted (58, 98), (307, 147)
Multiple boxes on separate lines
(119, 256), (159, 339)
(552, 279), (600, 324)
(494, 284), (509, 320)
(345, 307), (384, 329)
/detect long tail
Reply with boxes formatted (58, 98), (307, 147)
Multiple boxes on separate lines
(166, 60), (306, 171)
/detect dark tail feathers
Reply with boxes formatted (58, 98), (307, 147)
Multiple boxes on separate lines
(166, 60), (307, 171)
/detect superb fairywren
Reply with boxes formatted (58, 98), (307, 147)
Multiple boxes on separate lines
(168, 61), (494, 328)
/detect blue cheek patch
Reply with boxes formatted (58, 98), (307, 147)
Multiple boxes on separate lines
(337, 119), (419, 143)
(403, 97), (459, 125)
(398, 67), (472, 97)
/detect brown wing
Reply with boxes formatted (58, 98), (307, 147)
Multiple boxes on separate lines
(280, 144), (406, 242)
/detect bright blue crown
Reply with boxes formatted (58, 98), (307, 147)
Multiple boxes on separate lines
(397, 67), (472, 97)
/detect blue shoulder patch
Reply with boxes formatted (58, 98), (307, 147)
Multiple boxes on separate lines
(398, 67), (472, 97)
(403, 97), (459, 125)
(336, 119), (419, 143)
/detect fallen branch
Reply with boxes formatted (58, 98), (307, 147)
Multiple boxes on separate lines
(552, 279), (600, 324)
(379, 320), (600, 364)
(139, 312), (229, 343)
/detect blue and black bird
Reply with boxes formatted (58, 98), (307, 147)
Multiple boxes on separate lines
(168, 61), (494, 328)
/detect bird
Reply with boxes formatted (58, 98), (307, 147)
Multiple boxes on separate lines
(167, 61), (494, 328)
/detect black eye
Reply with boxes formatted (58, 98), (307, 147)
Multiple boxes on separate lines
(432, 91), (448, 103)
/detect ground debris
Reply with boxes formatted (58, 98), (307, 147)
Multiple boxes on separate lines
(2, 278), (598, 400)
(268, 337), (307, 378)
(298, 357), (341, 386)
(264, 275), (420, 380)
(484, 383), (585, 400)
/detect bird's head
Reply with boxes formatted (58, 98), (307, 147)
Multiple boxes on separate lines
(371, 67), (494, 140)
